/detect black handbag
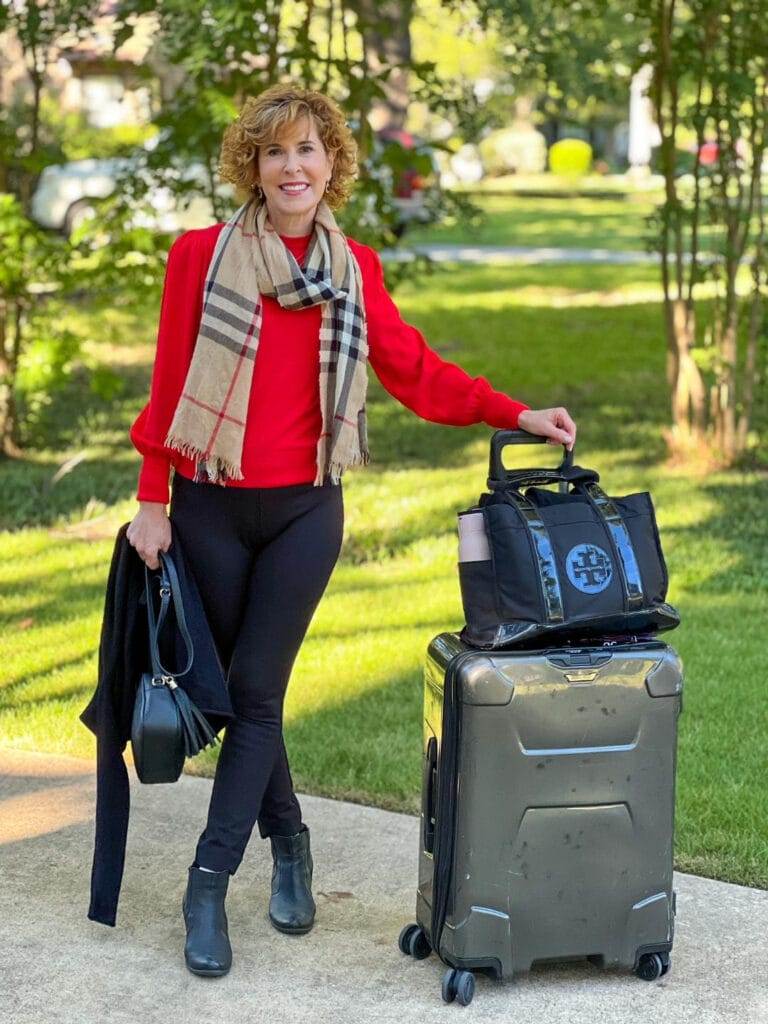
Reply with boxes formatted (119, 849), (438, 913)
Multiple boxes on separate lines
(457, 430), (680, 649)
(131, 549), (220, 784)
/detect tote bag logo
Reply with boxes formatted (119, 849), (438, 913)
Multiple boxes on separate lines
(566, 543), (613, 594)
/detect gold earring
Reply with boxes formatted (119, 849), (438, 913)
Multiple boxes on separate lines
(251, 183), (263, 199)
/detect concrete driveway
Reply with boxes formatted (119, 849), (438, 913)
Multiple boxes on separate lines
(1, 747), (766, 1024)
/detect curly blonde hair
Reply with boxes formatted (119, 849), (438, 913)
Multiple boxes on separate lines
(218, 84), (359, 210)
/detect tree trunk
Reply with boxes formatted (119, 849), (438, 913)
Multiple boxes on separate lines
(738, 180), (766, 453)
(0, 302), (24, 457)
(651, 0), (708, 456)
(265, 0), (282, 83)
(668, 297), (706, 443)
(349, 0), (413, 130)
(18, 65), (43, 215)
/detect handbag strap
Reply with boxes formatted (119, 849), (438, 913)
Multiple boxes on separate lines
(573, 482), (645, 610)
(144, 551), (194, 680)
(502, 490), (565, 625)
(488, 465), (600, 493)
(500, 479), (645, 620)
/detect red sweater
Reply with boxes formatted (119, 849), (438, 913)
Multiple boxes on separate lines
(130, 225), (530, 503)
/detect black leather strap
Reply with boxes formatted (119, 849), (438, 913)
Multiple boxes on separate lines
(144, 551), (194, 680)
(576, 482), (645, 610)
(502, 490), (565, 625)
(496, 476), (644, 620)
(488, 465), (599, 493)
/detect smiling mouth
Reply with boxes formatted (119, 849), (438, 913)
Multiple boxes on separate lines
(280, 184), (310, 194)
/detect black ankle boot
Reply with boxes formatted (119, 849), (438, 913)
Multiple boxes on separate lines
(182, 864), (233, 977)
(268, 825), (316, 934)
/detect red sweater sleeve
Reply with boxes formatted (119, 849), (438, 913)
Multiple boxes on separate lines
(360, 246), (530, 428)
(129, 230), (213, 504)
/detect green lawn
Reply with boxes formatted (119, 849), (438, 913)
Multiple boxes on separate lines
(1, 259), (766, 889)
(452, 172), (665, 199)
(407, 194), (657, 250)
(406, 193), (729, 254)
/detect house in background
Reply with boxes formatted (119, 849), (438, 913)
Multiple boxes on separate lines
(57, 21), (155, 130)
(1, 0), (176, 133)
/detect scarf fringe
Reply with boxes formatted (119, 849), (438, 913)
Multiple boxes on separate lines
(164, 433), (245, 482)
(314, 446), (370, 486)
(327, 449), (370, 485)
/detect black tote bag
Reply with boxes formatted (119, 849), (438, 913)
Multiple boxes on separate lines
(457, 430), (680, 649)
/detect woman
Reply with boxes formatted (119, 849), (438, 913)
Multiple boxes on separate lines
(126, 83), (577, 978)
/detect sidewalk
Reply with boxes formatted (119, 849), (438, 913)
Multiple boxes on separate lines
(1, 747), (765, 1024)
(381, 244), (658, 265)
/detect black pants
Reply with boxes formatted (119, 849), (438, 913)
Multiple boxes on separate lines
(169, 470), (344, 874)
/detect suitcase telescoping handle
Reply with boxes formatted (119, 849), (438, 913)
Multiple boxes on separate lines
(487, 429), (595, 493)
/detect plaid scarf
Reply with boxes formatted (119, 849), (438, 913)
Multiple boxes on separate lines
(163, 197), (370, 488)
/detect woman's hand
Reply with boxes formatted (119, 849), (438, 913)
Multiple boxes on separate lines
(126, 502), (172, 570)
(517, 407), (577, 451)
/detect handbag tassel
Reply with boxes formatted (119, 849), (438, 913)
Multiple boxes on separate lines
(171, 686), (220, 757)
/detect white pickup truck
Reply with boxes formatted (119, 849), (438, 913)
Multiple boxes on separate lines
(31, 130), (441, 237)
(31, 153), (231, 235)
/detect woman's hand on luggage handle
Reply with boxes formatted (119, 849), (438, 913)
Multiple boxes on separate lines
(517, 408), (577, 451)
(127, 502), (172, 570)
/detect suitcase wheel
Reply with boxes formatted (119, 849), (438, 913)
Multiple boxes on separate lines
(398, 922), (431, 960)
(442, 968), (475, 1006)
(635, 952), (670, 981)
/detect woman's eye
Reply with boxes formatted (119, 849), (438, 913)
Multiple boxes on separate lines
(266, 146), (313, 155)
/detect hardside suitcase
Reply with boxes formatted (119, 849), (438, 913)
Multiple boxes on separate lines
(398, 631), (683, 1006)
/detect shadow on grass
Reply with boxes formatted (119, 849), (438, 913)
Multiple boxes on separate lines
(0, 659), (97, 708)
(1, 572), (106, 610)
(2, 287), (674, 532)
(281, 667), (424, 816)
(406, 199), (659, 252)
(307, 616), (458, 643)
(397, 261), (663, 298)
(673, 476), (768, 596)
(0, 450), (141, 535)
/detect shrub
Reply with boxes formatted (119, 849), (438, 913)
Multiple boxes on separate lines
(548, 138), (593, 177)
(478, 126), (547, 176)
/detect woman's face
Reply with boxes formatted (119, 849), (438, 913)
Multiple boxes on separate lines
(256, 115), (334, 231)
